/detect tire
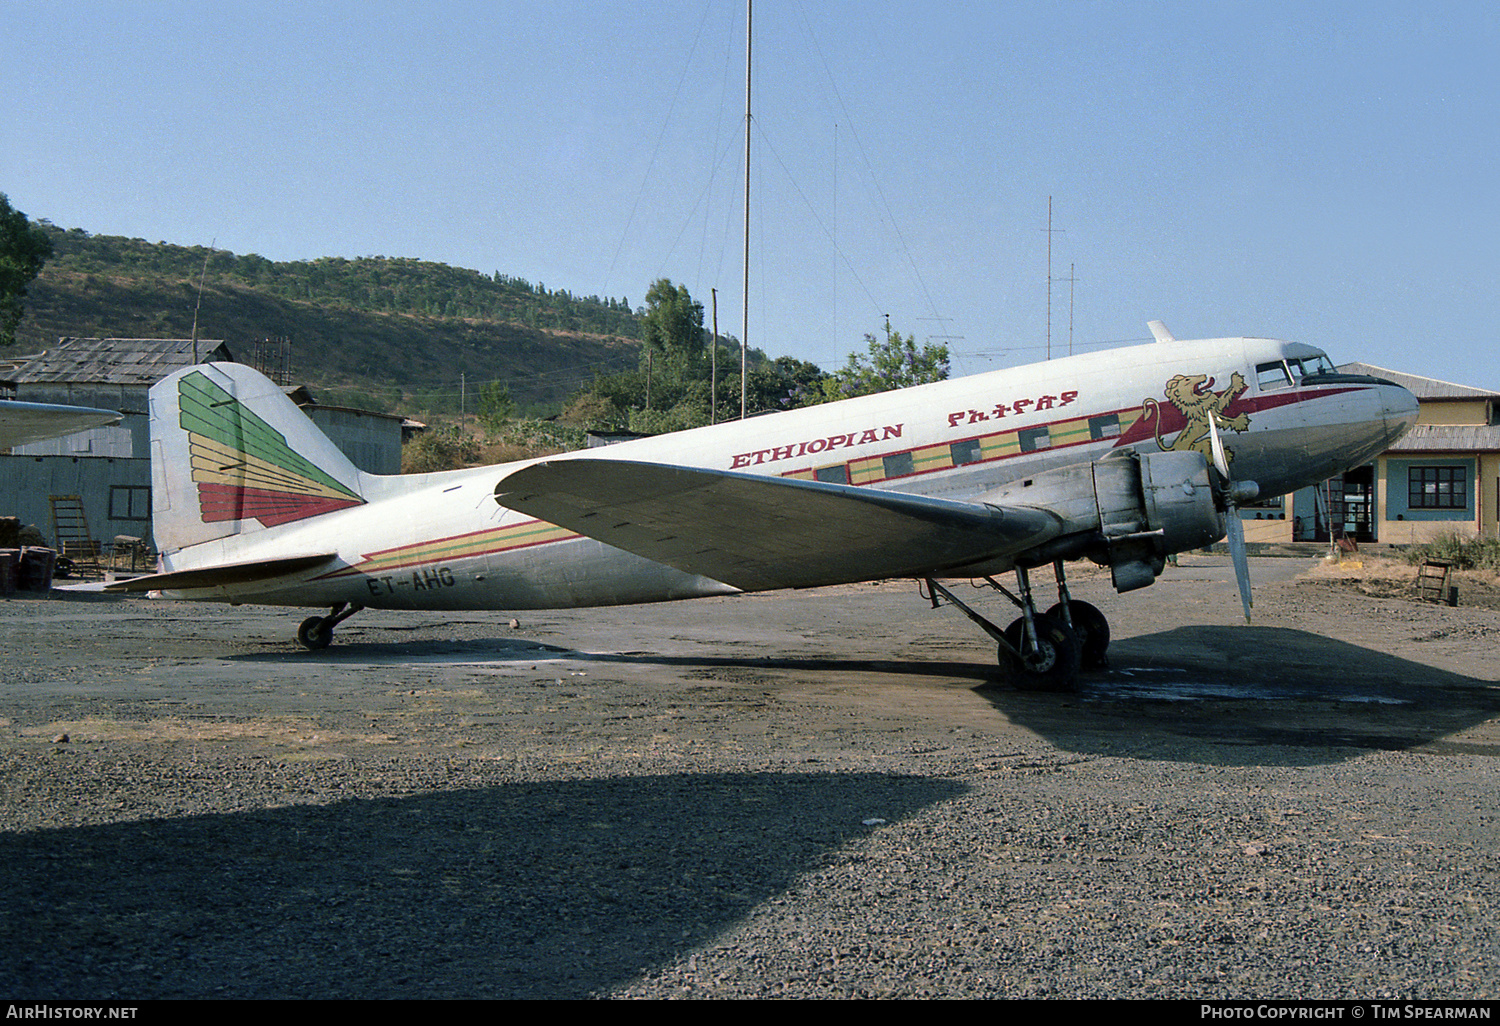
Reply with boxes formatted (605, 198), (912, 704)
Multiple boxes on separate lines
(1046, 600), (1110, 669)
(1003, 613), (1081, 692)
(297, 616), (332, 651)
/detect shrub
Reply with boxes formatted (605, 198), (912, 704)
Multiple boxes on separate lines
(1404, 533), (1500, 571)
(401, 428), (481, 473)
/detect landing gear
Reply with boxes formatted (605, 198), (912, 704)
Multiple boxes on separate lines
(295, 602), (363, 651)
(924, 559), (1108, 692)
(1047, 600), (1110, 669)
(297, 616), (332, 650)
(1001, 612), (1081, 692)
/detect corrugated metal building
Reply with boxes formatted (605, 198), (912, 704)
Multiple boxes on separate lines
(1, 338), (405, 553)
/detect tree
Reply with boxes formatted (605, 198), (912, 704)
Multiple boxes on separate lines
(477, 380), (515, 431)
(821, 321), (949, 400)
(639, 278), (705, 373)
(0, 194), (53, 347)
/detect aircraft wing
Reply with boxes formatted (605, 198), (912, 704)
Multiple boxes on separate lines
(494, 459), (1061, 591)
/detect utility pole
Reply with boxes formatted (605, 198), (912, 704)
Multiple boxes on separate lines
(711, 288), (719, 425)
(1051, 262), (1078, 357)
(1070, 261), (1075, 357)
(191, 239), (214, 365)
(741, 0), (752, 420)
(1041, 197), (1065, 359)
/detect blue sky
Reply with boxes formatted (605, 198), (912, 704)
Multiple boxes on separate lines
(5, 1), (1497, 389)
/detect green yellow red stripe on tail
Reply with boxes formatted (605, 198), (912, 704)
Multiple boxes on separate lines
(179, 371), (365, 527)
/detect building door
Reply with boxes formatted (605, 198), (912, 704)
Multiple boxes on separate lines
(1300, 467), (1376, 543)
(1338, 465), (1375, 542)
(1314, 465), (1380, 546)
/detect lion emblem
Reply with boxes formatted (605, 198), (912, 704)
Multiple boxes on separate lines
(1143, 372), (1250, 464)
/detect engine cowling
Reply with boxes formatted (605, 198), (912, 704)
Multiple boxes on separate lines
(977, 449), (1226, 593)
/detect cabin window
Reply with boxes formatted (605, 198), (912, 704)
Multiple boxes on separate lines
(1257, 362), (1292, 390)
(950, 439), (982, 466)
(1018, 426), (1051, 453)
(1408, 466), (1466, 509)
(814, 464), (849, 485)
(1088, 413), (1121, 440)
(882, 452), (914, 479)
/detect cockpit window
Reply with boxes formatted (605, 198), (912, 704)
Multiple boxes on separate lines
(1262, 353), (1337, 390)
(1291, 354), (1337, 379)
(1257, 361), (1292, 390)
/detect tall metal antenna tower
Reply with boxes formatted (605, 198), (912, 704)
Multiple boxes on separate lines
(1041, 197), (1066, 360)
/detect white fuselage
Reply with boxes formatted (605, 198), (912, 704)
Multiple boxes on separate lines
(161, 336), (1417, 611)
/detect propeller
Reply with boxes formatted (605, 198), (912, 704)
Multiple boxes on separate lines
(1207, 414), (1259, 623)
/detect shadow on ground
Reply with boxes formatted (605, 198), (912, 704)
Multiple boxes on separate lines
(984, 625), (1500, 765)
(224, 623), (1500, 769)
(0, 770), (961, 999)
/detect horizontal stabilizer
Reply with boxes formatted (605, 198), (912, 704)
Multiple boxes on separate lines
(0, 399), (121, 448)
(104, 553), (338, 593)
(495, 459), (1060, 591)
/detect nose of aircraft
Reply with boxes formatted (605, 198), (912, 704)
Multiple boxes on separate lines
(1380, 381), (1420, 445)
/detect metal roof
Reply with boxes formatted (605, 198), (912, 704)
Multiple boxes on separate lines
(10, 338), (234, 386)
(1337, 362), (1500, 400)
(1386, 423), (1500, 454)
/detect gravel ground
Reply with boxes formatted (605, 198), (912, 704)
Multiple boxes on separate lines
(1, 555), (1497, 999)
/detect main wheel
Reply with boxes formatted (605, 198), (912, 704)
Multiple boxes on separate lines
(1046, 600), (1110, 669)
(1002, 614), (1081, 692)
(297, 615), (332, 651)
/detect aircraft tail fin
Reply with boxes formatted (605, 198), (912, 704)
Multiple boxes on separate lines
(150, 362), (368, 555)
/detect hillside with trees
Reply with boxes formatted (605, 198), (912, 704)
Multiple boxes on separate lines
(0, 194), (52, 349)
(15, 225), (645, 414)
(10, 221), (948, 463)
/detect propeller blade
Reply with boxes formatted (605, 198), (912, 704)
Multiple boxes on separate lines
(1207, 412), (1231, 479)
(1225, 502), (1253, 623)
(1207, 412), (1252, 621)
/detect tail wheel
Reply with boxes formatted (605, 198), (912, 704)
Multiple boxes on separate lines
(1003, 614), (1081, 692)
(1046, 600), (1110, 669)
(297, 616), (332, 651)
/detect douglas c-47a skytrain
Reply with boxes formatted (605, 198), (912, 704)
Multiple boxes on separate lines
(109, 322), (1418, 692)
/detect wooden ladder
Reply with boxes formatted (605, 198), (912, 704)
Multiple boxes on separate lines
(1416, 559), (1454, 604)
(47, 495), (101, 569)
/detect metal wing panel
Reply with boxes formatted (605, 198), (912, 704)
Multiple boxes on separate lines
(103, 553), (338, 593)
(494, 459), (1060, 591)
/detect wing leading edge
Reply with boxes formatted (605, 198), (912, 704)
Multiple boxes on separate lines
(494, 459), (1061, 591)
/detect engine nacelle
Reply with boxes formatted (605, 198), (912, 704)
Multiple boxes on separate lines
(977, 449), (1225, 593)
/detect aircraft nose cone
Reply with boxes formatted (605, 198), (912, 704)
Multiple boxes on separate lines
(1382, 383), (1419, 443)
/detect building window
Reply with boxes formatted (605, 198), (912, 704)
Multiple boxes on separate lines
(1408, 466), (1466, 510)
(109, 485), (151, 521)
(1242, 494), (1285, 514)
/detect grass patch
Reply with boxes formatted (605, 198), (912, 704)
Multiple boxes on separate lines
(1403, 533), (1500, 571)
